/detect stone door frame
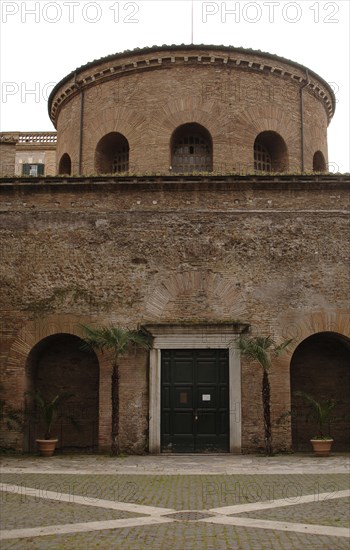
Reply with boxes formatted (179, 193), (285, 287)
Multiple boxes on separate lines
(143, 323), (249, 454)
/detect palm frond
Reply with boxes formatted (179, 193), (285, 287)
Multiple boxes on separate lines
(294, 391), (339, 436)
(237, 336), (271, 370)
(26, 390), (45, 410)
(237, 335), (293, 371)
(274, 338), (294, 356)
(0, 399), (25, 432)
(80, 324), (152, 361)
(25, 390), (76, 439)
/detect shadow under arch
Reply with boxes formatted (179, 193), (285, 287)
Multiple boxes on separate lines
(25, 333), (99, 453)
(94, 132), (129, 174)
(171, 122), (213, 173)
(290, 331), (350, 451)
(254, 131), (289, 172)
(58, 152), (72, 175)
(313, 150), (326, 172)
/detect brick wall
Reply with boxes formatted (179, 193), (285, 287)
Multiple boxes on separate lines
(0, 141), (17, 176)
(51, 46), (333, 176)
(0, 175), (348, 453)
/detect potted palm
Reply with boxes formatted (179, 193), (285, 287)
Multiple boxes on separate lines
(25, 390), (77, 457)
(294, 391), (338, 456)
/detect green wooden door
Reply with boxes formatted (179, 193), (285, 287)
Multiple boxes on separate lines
(161, 349), (229, 452)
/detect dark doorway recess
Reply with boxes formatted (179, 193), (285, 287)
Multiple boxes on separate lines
(291, 332), (350, 451)
(25, 333), (99, 453)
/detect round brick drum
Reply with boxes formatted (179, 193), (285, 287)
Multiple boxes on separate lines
(49, 45), (335, 176)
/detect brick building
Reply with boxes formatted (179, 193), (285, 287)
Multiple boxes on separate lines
(0, 132), (57, 178)
(0, 45), (349, 454)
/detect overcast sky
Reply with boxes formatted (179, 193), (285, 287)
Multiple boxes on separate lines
(1, 0), (349, 172)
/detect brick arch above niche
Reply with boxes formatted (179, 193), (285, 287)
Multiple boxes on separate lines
(149, 96), (218, 137)
(237, 104), (297, 145)
(278, 309), (350, 352)
(86, 107), (147, 148)
(143, 270), (247, 323)
(6, 314), (98, 370)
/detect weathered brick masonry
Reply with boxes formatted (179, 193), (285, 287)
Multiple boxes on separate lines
(0, 45), (348, 454)
(49, 45), (334, 176)
(0, 139), (17, 177)
(0, 175), (349, 452)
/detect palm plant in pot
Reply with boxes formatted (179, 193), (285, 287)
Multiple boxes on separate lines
(294, 391), (339, 456)
(25, 390), (77, 457)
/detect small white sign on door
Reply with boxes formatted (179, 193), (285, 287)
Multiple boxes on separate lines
(202, 394), (211, 401)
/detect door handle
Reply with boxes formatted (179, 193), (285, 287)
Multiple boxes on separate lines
(194, 411), (198, 421)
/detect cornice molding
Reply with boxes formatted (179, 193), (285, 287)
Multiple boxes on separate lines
(48, 47), (335, 127)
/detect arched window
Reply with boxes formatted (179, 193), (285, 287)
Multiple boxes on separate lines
(313, 151), (326, 172)
(58, 153), (72, 175)
(95, 132), (129, 174)
(254, 131), (288, 172)
(171, 123), (213, 173)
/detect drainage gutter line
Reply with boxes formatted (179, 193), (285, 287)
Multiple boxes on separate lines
(300, 69), (310, 173)
(74, 72), (85, 176)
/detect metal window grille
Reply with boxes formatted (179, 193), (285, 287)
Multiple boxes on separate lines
(172, 134), (212, 173)
(112, 146), (129, 173)
(254, 142), (272, 172)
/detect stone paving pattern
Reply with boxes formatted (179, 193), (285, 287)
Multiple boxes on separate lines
(1, 455), (349, 549)
(0, 492), (146, 530)
(1, 523), (349, 550)
(1, 473), (349, 509)
(237, 497), (350, 528)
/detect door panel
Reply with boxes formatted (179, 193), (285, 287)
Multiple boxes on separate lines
(161, 349), (229, 453)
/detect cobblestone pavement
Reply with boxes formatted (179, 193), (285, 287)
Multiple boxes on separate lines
(1, 454), (349, 549)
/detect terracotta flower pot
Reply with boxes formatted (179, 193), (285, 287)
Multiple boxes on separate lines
(310, 438), (334, 457)
(36, 439), (58, 457)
